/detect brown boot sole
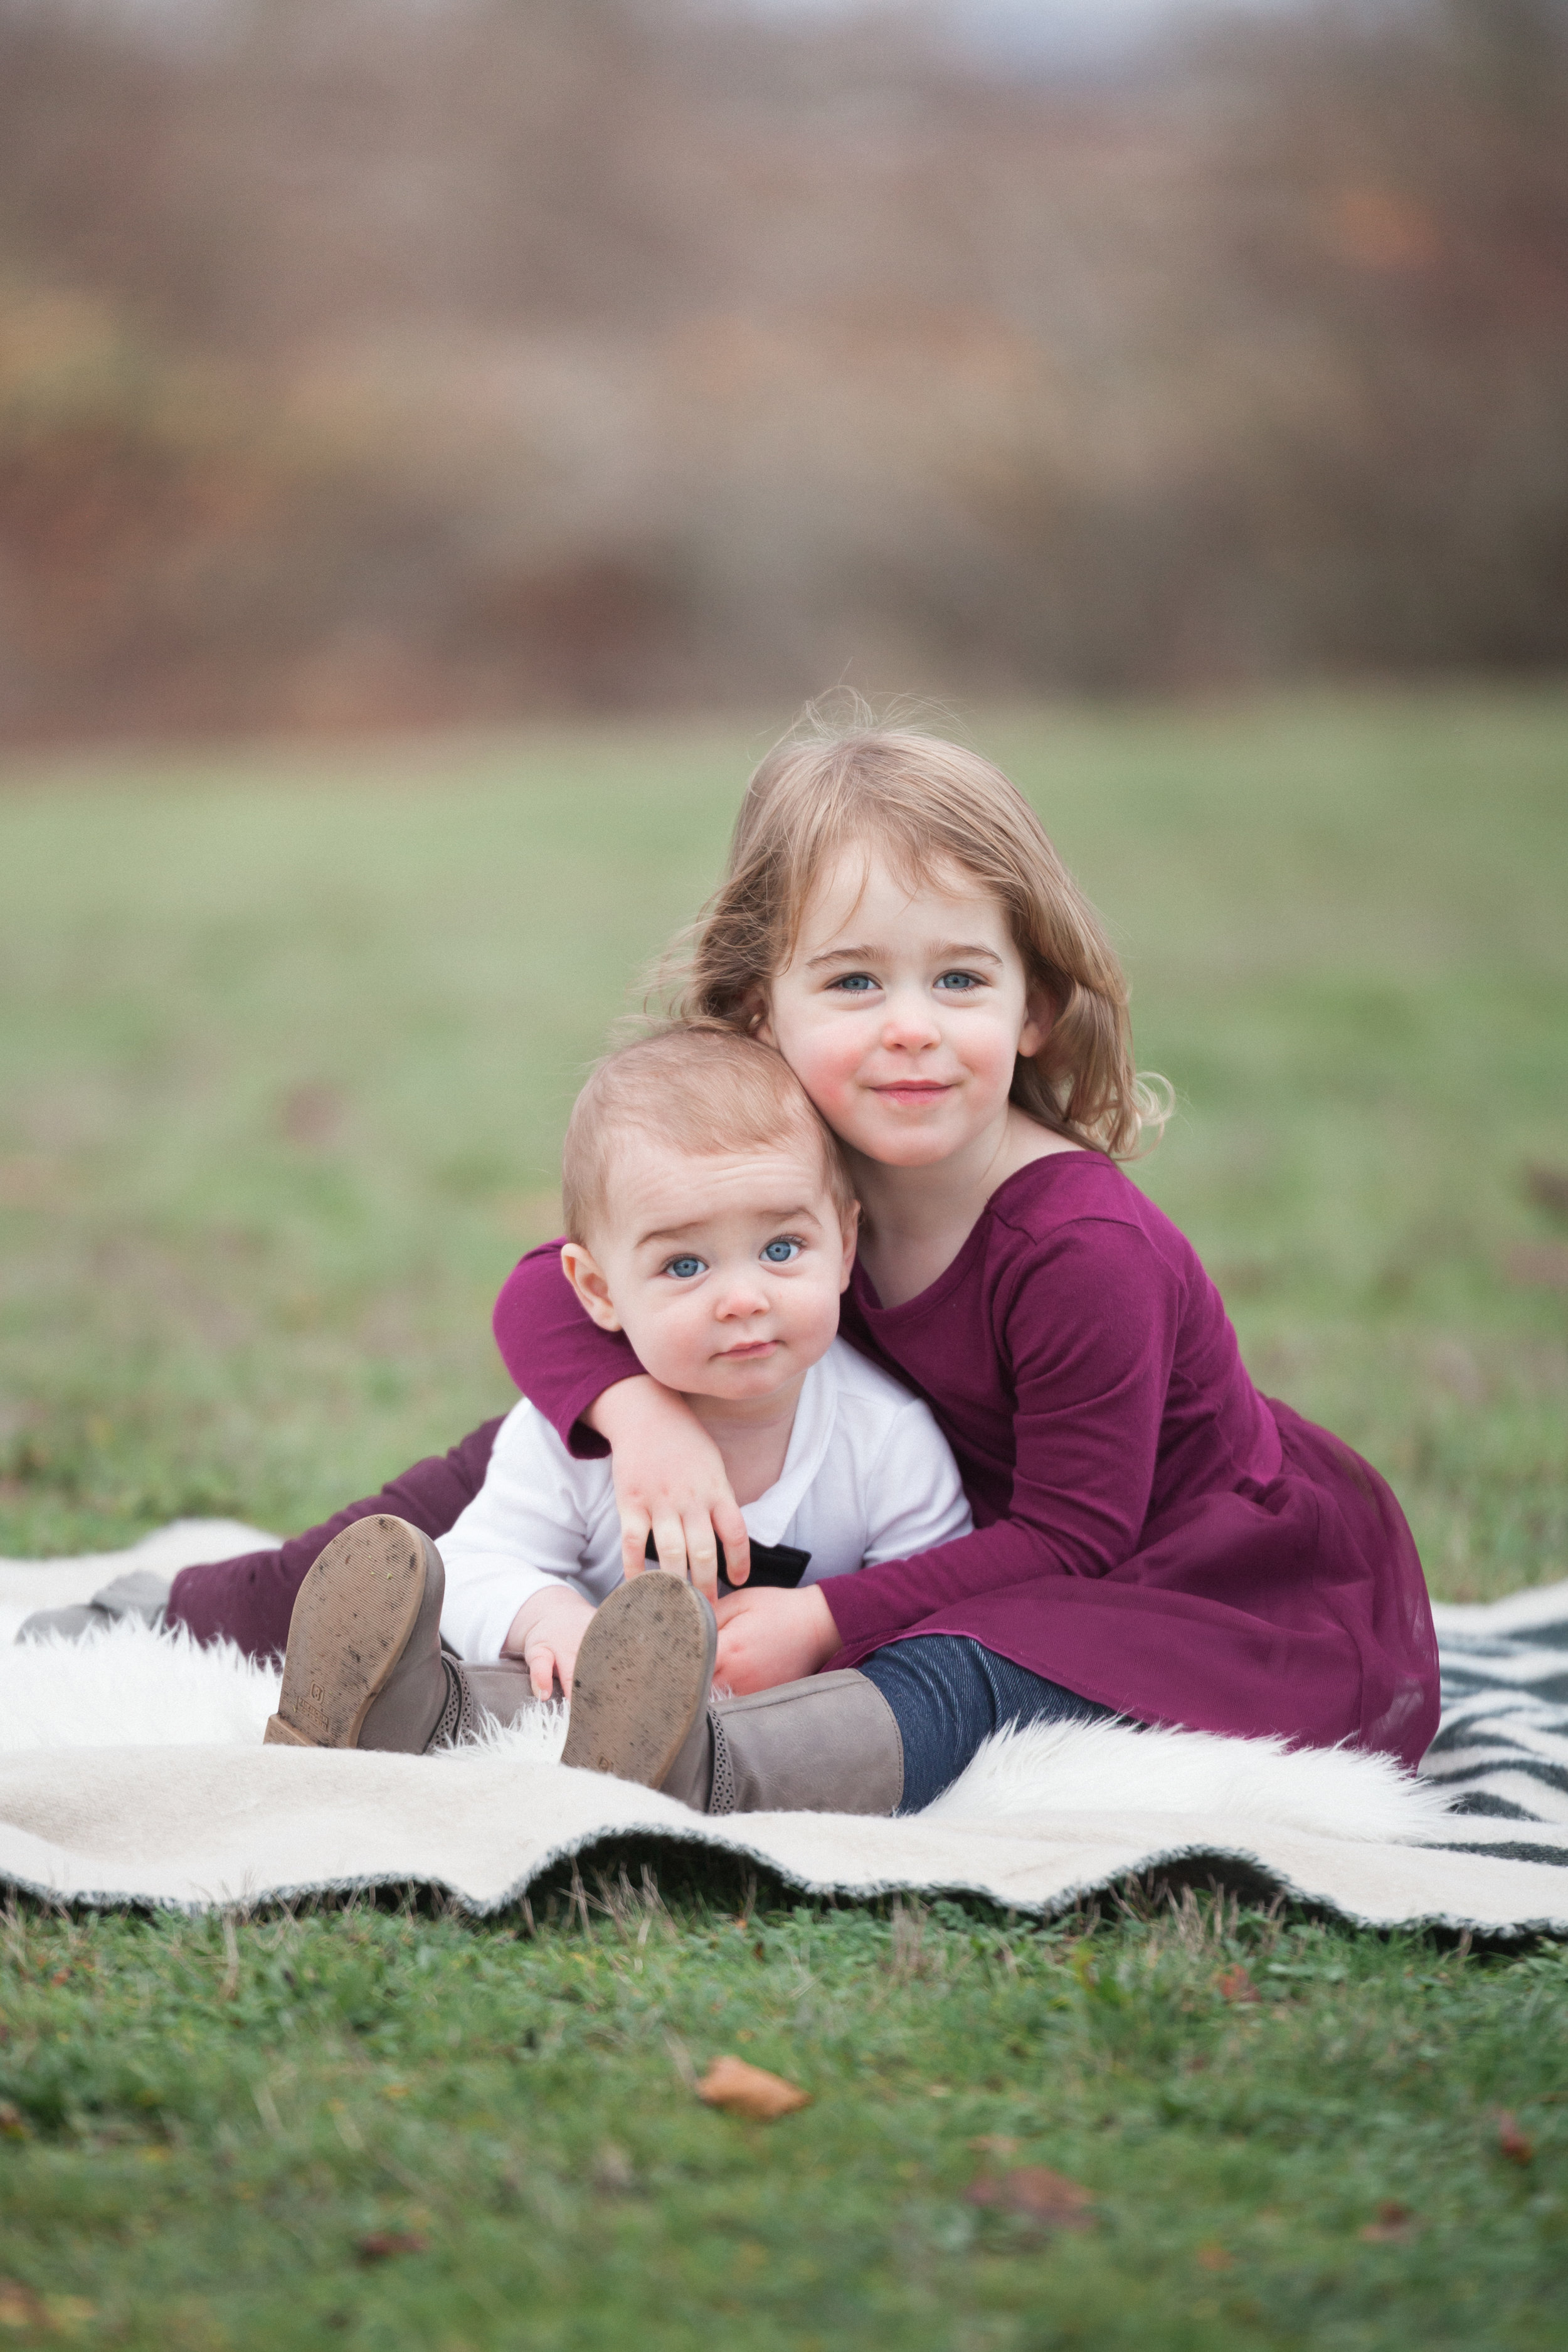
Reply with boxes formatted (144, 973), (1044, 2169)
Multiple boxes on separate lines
(263, 1515), (433, 1749)
(561, 1572), (717, 1788)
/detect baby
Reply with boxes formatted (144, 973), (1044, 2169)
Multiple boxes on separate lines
(263, 1025), (970, 1757)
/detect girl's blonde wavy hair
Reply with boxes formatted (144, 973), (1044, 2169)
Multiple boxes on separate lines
(659, 711), (1170, 1160)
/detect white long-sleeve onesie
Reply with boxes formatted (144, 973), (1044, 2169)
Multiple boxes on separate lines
(437, 1337), (973, 1662)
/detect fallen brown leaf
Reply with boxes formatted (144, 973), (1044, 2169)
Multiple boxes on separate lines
(968, 2134), (1020, 2158)
(1495, 2111), (1535, 2166)
(696, 2055), (810, 2120)
(356, 2232), (429, 2262)
(0, 2284), (86, 2334)
(1359, 2199), (1420, 2243)
(966, 2166), (1096, 2230)
(1195, 2243), (1234, 2272)
(0, 2279), (46, 2332)
(1216, 1964), (1261, 2005)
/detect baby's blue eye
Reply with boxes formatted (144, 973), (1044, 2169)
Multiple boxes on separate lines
(664, 1255), (705, 1279)
(761, 1237), (802, 1264)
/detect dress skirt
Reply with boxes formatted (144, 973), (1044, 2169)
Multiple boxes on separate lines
(829, 1401), (1441, 1773)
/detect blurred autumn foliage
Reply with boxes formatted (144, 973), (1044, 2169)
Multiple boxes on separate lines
(0, 0), (1564, 738)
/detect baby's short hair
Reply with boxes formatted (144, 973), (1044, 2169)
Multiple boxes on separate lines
(561, 1024), (856, 1246)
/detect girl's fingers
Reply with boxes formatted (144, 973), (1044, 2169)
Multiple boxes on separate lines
(713, 1496), (751, 1587)
(528, 1645), (556, 1702)
(650, 1511), (689, 1582)
(684, 1511), (719, 1601)
(619, 1507), (653, 1582)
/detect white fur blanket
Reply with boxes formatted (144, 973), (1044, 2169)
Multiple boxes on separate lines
(2, 1523), (1565, 1934)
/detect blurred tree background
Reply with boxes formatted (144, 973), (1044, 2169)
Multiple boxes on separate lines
(0, 0), (1564, 739)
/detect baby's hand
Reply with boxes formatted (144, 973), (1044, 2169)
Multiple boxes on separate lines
(587, 1374), (751, 1602)
(503, 1586), (598, 1700)
(713, 1584), (840, 1696)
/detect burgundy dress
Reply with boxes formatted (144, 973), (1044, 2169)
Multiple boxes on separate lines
(489, 1155), (1439, 1771)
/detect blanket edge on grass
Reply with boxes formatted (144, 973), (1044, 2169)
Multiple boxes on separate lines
(5, 1814), (1567, 1939)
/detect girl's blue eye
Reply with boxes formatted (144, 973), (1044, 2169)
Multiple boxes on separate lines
(664, 1256), (705, 1279)
(935, 970), (983, 992)
(829, 973), (878, 993)
(761, 1237), (802, 1264)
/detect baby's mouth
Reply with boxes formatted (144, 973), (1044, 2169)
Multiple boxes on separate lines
(719, 1339), (778, 1358)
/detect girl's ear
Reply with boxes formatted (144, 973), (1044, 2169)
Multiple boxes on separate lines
(1017, 980), (1054, 1062)
(560, 1241), (623, 1332)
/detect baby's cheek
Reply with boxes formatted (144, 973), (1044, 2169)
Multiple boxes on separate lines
(632, 1302), (704, 1388)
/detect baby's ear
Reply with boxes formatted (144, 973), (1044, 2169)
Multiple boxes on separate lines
(838, 1200), (860, 1290)
(560, 1241), (623, 1332)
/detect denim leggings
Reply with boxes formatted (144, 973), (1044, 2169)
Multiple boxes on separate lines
(858, 1636), (1114, 1814)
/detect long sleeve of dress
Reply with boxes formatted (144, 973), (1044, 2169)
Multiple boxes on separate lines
(493, 1219), (1187, 1651)
(492, 1241), (644, 1456)
(822, 1219), (1185, 1653)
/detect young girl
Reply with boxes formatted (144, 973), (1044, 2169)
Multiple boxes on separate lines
(163, 719), (1439, 1813)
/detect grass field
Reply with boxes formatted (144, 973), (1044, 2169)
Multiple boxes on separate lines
(2, 687), (1566, 2347)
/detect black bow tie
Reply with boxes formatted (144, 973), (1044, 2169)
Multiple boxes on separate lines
(643, 1530), (811, 1592)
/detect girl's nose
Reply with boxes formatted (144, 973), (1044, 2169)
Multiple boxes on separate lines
(880, 987), (941, 1050)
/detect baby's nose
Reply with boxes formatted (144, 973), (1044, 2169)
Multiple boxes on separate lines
(714, 1278), (768, 1316)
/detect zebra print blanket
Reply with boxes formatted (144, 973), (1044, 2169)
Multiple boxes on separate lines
(1422, 1583), (1568, 1865)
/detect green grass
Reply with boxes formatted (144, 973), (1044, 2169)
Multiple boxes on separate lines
(2, 1884), (1566, 2351)
(1, 687), (1566, 2345)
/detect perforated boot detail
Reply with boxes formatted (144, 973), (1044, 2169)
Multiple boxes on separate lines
(707, 1711), (736, 1815)
(426, 1658), (469, 1750)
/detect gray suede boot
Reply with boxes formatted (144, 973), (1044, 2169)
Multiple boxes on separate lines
(671, 1671), (903, 1816)
(17, 1566), (172, 1646)
(263, 1515), (535, 1752)
(561, 1575), (903, 1817)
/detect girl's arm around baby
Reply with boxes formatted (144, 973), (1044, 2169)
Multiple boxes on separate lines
(494, 1241), (751, 1594)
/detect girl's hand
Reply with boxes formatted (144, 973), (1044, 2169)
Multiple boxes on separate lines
(504, 1586), (598, 1700)
(585, 1375), (751, 1602)
(713, 1584), (840, 1695)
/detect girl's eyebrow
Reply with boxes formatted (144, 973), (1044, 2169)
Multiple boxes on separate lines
(805, 941), (1004, 970)
(805, 943), (887, 968)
